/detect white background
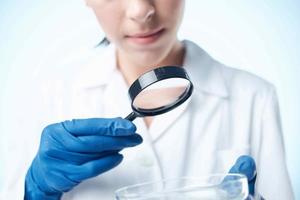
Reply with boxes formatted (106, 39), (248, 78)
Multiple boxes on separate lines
(0, 0), (299, 198)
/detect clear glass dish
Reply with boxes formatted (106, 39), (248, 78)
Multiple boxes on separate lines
(115, 174), (251, 200)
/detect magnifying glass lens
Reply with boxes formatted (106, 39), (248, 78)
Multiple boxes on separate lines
(132, 78), (190, 110)
(125, 66), (193, 121)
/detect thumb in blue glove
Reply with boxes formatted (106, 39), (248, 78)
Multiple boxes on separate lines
(228, 155), (257, 196)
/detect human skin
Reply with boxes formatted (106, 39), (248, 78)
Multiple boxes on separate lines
(85, 0), (186, 85)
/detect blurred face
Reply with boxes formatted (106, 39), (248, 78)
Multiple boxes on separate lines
(86, 0), (185, 67)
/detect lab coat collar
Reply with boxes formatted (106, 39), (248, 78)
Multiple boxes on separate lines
(76, 40), (229, 98)
(147, 41), (229, 141)
(182, 40), (229, 98)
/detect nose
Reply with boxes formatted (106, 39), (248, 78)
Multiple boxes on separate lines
(126, 0), (155, 23)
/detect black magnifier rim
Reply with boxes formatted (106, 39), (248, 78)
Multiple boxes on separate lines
(128, 66), (193, 117)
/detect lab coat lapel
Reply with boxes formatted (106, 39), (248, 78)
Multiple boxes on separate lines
(149, 40), (229, 141)
(183, 40), (229, 98)
(72, 44), (134, 118)
(149, 99), (191, 142)
(68, 45), (118, 119)
(75, 45), (150, 134)
(102, 69), (132, 118)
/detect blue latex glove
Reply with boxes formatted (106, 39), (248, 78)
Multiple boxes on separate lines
(229, 155), (257, 196)
(25, 118), (143, 200)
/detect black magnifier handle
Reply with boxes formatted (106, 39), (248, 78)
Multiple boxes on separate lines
(125, 112), (138, 121)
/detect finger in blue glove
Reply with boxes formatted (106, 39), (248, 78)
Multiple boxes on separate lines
(228, 155), (257, 196)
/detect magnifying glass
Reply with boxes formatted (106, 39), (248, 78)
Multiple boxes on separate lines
(125, 66), (193, 121)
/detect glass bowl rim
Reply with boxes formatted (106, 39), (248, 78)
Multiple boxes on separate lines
(115, 173), (247, 198)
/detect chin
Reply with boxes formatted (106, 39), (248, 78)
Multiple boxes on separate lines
(133, 50), (168, 67)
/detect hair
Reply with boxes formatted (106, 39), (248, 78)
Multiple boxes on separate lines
(97, 37), (110, 47)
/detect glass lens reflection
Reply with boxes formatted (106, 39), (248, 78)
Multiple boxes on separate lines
(133, 78), (190, 110)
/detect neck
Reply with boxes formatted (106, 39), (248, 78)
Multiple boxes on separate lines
(116, 40), (185, 86)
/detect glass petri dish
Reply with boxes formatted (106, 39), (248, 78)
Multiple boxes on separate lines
(115, 174), (250, 200)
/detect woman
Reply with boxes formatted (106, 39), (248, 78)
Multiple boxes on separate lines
(0, 0), (294, 199)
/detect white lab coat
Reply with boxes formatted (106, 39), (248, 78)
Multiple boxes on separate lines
(0, 40), (294, 199)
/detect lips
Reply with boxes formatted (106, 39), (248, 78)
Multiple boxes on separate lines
(125, 28), (165, 45)
(127, 28), (164, 38)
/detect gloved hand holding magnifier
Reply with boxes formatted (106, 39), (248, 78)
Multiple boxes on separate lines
(125, 66), (194, 121)
(24, 65), (194, 200)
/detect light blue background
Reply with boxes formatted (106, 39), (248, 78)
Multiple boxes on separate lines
(1, 0), (299, 198)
